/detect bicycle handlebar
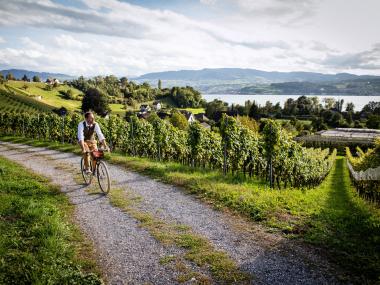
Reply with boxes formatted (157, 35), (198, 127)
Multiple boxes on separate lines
(84, 147), (110, 154)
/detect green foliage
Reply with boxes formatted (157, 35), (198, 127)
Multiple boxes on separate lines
(0, 158), (102, 284)
(81, 88), (110, 116)
(170, 111), (189, 130)
(32, 75), (41, 82)
(170, 86), (203, 108)
(0, 111), (336, 189)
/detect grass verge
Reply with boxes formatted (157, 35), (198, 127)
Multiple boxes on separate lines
(0, 155), (103, 284)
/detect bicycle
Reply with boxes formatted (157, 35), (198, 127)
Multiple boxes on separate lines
(80, 147), (111, 194)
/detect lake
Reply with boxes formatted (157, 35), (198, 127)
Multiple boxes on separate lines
(202, 94), (380, 111)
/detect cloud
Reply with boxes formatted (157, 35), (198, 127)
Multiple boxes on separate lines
(200, 0), (217, 5)
(322, 44), (380, 70)
(0, 36), (5, 44)
(228, 0), (320, 24)
(0, 0), (378, 76)
(54, 34), (90, 50)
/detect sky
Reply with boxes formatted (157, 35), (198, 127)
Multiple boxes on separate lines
(0, 0), (379, 77)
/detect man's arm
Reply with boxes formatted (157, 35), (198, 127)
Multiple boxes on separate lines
(95, 123), (106, 146)
(77, 122), (86, 152)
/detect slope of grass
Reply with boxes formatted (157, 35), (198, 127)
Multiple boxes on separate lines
(0, 92), (39, 113)
(0, 156), (103, 284)
(0, 86), (53, 113)
(1, 136), (379, 283)
(6, 81), (82, 111)
(109, 103), (126, 116)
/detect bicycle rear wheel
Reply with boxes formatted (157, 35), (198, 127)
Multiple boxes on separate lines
(81, 157), (93, 185)
(97, 160), (110, 194)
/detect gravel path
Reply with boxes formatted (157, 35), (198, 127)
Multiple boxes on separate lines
(0, 141), (349, 285)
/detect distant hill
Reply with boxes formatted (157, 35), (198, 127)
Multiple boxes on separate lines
(134, 68), (379, 83)
(0, 69), (75, 81)
(133, 68), (380, 94)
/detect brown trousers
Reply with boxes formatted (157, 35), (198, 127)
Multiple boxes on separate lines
(83, 140), (97, 170)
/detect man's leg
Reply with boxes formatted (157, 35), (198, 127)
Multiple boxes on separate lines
(83, 142), (90, 170)
(87, 141), (97, 172)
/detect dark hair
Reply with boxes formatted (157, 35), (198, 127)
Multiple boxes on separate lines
(84, 111), (93, 118)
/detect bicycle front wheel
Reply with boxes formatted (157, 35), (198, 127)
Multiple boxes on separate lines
(81, 157), (93, 185)
(97, 160), (110, 194)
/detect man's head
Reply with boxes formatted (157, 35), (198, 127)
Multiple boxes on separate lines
(84, 111), (95, 125)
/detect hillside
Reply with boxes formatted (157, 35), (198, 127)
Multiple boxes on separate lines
(0, 81), (126, 116)
(0, 69), (75, 81)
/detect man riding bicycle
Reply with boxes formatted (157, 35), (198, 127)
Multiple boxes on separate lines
(77, 111), (107, 174)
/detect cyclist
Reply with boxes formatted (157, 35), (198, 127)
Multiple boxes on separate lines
(77, 111), (107, 174)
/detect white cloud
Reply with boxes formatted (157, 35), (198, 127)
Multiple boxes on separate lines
(200, 0), (217, 5)
(0, 0), (379, 76)
(0, 36), (5, 44)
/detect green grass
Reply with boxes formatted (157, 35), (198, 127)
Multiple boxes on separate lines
(0, 85), (54, 113)
(1, 135), (379, 283)
(179, 107), (205, 114)
(5, 81), (82, 111)
(109, 103), (126, 116)
(0, 155), (103, 284)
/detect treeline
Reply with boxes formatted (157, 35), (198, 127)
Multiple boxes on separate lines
(0, 111), (336, 189)
(239, 78), (380, 96)
(205, 96), (380, 132)
(70, 75), (204, 109)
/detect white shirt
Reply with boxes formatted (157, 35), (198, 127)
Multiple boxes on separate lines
(77, 121), (105, 142)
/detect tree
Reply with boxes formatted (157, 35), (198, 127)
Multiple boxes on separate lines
(323, 98), (336, 109)
(205, 99), (228, 121)
(32, 75), (41, 82)
(248, 101), (260, 119)
(22, 74), (29, 82)
(158, 79), (162, 90)
(334, 99), (344, 112)
(6, 73), (14, 81)
(170, 111), (189, 130)
(81, 87), (110, 117)
(346, 102), (355, 112)
(366, 115), (380, 129)
(238, 116), (258, 132)
(0, 73), (4, 84)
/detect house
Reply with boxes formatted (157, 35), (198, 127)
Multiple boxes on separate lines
(137, 112), (151, 119)
(200, 122), (211, 129)
(152, 101), (161, 111)
(140, 104), (151, 113)
(179, 110), (195, 123)
(46, 78), (60, 85)
(194, 113), (209, 123)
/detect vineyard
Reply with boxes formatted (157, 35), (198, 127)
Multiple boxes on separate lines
(0, 111), (336, 189)
(346, 142), (380, 201)
(0, 87), (54, 113)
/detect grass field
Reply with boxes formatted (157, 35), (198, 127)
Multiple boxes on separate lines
(1, 135), (379, 283)
(2, 81), (126, 116)
(0, 156), (102, 284)
(6, 81), (82, 111)
(179, 107), (205, 114)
